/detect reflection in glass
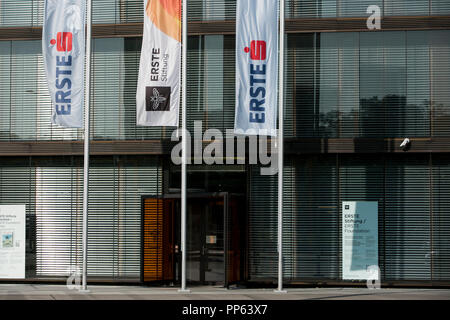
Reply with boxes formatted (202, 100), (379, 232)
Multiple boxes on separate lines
(431, 30), (450, 136)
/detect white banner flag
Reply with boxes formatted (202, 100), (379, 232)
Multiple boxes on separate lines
(136, 0), (181, 127)
(235, 0), (279, 136)
(43, 0), (86, 128)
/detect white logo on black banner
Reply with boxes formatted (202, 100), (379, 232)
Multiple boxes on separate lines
(146, 87), (171, 111)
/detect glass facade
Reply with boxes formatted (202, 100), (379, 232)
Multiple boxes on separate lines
(0, 156), (161, 279)
(1, 0), (450, 27)
(1, 0), (450, 285)
(1, 30), (450, 140)
(286, 30), (450, 138)
(250, 154), (450, 281)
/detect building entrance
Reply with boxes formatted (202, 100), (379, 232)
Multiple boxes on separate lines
(141, 192), (246, 287)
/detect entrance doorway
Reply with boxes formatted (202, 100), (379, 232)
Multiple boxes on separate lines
(141, 193), (246, 286)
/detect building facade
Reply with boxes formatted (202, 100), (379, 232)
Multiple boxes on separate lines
(1, 0), (450, 286)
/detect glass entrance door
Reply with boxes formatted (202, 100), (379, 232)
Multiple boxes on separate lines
(142, 192), (246, 286)
(187, 196), (225, 285)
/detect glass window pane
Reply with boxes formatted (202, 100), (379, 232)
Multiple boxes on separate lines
(385, 0), (429, 16)
(431, 30), (450, 136)
(11, 40), (39, 140)
(287, 34), (316, 137)
(359, 33), (385, 137)
(406, 31), (430, 136)
(0, 41), (11, 140)
(92, 38), (125, 140)
(339, 0), (382, 17)
(0, 0), (33, 27)
(204, 35), (224, 128)
(431, 0), (450, 15)
(319, 32), (359, 138)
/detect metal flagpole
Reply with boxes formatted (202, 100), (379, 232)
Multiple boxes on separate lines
(275, 0), (286, 294)
(81, 0), (92, 293)
(178, 0), (190, 293)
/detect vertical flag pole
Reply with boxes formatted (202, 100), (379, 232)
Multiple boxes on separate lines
(179, 0), (190, 293)
(275, 0), (286, 293)
(81, 0), (92, 293)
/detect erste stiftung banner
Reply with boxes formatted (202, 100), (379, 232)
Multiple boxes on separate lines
(43, 0), (86, 128)
(136, 0), (181, 127)
(235, 0), (279, 136)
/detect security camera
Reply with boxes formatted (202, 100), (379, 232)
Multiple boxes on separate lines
(400, 138), (410, 149)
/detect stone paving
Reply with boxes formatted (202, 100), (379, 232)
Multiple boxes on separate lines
(0, 284), (449, 300)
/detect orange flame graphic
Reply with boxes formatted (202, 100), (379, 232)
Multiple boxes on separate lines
(146, 0), (181, 42)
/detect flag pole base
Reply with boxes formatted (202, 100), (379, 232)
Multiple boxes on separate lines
(274, 289), (287, 293)
(178, 289), (191, 293)
(78, 289), (91, 294)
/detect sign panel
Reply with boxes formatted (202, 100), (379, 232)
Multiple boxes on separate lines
(234, 0), (279, 136)
(136, 0), (181, 126)
(342, 201), (378, 280)
(42, 0), (86, 128)
(0, 205), (26, 279)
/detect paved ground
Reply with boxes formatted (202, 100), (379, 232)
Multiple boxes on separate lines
(0, 284), (449, 300)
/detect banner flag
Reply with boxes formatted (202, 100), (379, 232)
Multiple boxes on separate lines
(235, 0), (279, 136)
(136, 0), (181, 127)
(43, 0), (86, 128)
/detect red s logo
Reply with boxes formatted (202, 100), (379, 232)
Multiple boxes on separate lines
(244, 40), (266, 60)
(50, 32), (73, 52)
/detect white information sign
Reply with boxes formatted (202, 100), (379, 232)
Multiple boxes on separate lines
(342, 201), (378, 280)
(0, 205), (26, 279)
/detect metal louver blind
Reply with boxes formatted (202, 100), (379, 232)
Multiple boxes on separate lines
(1, 30), (449, 141)
(0, 40), (81, 141)
(0, 41), (10, 140)
(186, 35), (235, 135)
(284, 0), (450, 18)
(339, 156), (385, 280)
(319, 32), (359, 138)
(0, 0), (237, 27)
(0, 159), (36, 278)
(187, 0), (235, 21)
(284, 30), (450, 139)
(283, 156), (339, 280)
(91, 37), (166, 140)
(1, 156), (162, 280)
(35, 166), (82, 276)
(432, 154), (450, 281)
(249, 154), (450, 283)
(431, 30), (450, 137)
(285, 33), (316, 138)
(0, 0), (143, 27)
(2, 1), (450, 28)
(384, 155), (431, 281)
(87, 158), (162, 278)
(248, 165), (277, 280)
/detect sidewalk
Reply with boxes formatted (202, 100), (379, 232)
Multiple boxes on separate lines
(0, 284), (450, 300)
